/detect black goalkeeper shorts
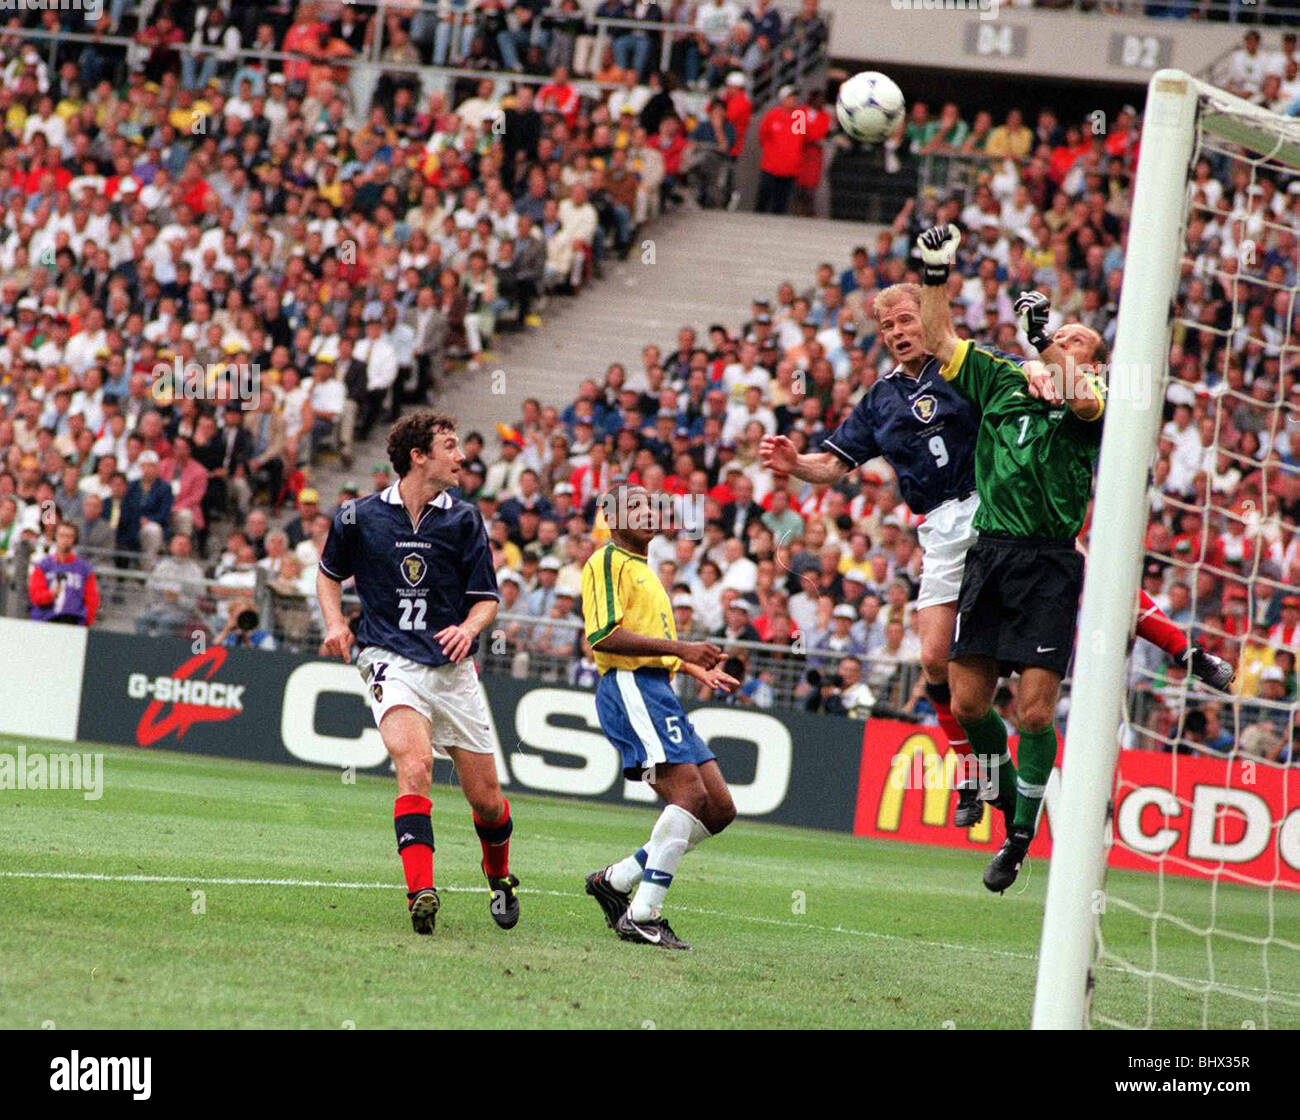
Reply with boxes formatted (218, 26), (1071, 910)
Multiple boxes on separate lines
(949, 534), (1083, 679)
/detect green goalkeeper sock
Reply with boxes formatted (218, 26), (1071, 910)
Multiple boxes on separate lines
(1013, 726), (1059, 832)
(958, 708), (1016, 801)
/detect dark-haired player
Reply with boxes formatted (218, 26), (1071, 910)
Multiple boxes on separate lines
(582, 484), (739, 950)
(316, 410), (517, 935)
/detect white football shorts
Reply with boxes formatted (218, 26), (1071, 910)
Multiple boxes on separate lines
(355, 647), (494, 755)
(915, 491), (980, 611)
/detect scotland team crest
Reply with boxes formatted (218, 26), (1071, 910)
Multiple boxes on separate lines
(400, 553), (428, 587)
(911, 395), (938, 423)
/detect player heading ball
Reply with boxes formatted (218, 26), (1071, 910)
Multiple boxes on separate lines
(316, 410), (518, 935)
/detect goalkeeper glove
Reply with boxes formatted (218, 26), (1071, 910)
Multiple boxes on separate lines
(1014, 290), (1053, 354)
(916, 223), (960, 287)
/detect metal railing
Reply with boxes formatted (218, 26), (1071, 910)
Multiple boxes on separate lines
(13, 546), (1296, 756)
(73, 572), (928, 715)
(363, 1), (822, 73)
(2, 1), (827, 95)
(19, 542), (283, 644)
(473, 610), (922, 712)
(1127, 682), (1298, 762)
(914, 148), (1000, 201)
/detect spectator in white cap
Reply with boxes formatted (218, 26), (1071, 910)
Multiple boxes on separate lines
(673, 591), (711, 641)
(526, 554), (563, 617)
(722, 71), (753, 160)
(814, 602), (868, 666)
(852, 589), (887, 657)
(494, 571), (529, 650)
(531, 588), (580, 674)
(720, 595), (761, 643)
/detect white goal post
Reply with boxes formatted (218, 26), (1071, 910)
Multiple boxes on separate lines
(1031, 71), (1300, 1030)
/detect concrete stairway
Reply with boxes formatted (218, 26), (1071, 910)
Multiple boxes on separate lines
(310, 208), (884, 491)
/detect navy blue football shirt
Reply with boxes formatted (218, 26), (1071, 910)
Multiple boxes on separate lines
(319, 483), (500, 666)
(821, 356), (980, 515)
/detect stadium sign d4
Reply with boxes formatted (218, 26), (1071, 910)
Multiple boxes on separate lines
(128, 648), (244, 747)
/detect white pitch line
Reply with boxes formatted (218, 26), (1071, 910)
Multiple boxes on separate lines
(0, 870), (508, 894)
(5, 870), (1298, 1001)
(0, 869), (1025, 959)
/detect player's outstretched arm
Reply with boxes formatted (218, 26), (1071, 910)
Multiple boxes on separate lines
(916, 223), (961, 367)
(594, 626), (723, 670)
(759, 434), (846, 484)
(681, 660), (740, 693)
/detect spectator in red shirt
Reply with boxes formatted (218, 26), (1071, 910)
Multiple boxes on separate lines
(282, 8), (327, 87)
(160, 435), (209, 543)
(793, 90), (832, 216)
(1268, 596), (1300, 651)
(756, 86), (804, 214)
(723, 71), (753, 157)
(179, 161), (216, 215)
(135, 13), (184, 84)
(648, 117), (689, 208)
(537, 66), (581, 129)
(1048, 124), (1091, 187)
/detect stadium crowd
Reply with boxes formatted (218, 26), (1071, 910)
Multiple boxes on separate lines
(0, 2), (1296, 760)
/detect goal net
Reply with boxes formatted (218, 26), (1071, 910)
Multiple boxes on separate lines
(1033, 72), (1300, 1030)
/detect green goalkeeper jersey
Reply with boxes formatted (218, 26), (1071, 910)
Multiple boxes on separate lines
(940, 339), (1104, 541)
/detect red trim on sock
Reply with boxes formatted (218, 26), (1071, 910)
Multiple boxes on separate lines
(475, 798), (511, 878)
(932, 700), (972, 756)
(395, 794), (433, 895)
(1135, 589), (1188, 658)
(395, 793), (431, 818)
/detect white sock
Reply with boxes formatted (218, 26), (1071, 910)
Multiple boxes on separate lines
(609, 811), (711, 893)
(607, 849), (646, 893)
(629, 804), (708, 921)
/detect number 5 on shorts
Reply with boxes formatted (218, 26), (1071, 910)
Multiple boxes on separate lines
(663, 715), (683, 744)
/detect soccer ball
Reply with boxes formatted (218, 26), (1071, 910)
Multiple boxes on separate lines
(836, 71), (905, 145)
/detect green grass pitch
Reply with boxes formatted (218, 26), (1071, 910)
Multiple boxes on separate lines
(1, 735), (1295, 1029)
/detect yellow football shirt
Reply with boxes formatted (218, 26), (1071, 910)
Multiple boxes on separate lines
(581, 542), (680, 676)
